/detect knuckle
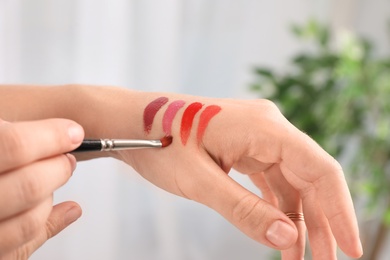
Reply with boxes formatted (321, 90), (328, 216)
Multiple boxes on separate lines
(0, 125), (27, 165)
(17, 174), (43, 204)
(17, 155), (72, 205)
(259, 98), (277, 108)
(257, 99), (282, 115)
(18, 212), (42, 242)
(11, 156), (73, 214)
(45, 218), (57, 239)
(254, 99), (288, 127)
(12, 246), (30, 260)
(232, 194), (267, 231)
(330, 157), (343, 173)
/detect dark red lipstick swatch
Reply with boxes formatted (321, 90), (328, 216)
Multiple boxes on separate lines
(180, 102), (203, 145)
(143, 97), (169, 134)
(197, 105), (221, 143)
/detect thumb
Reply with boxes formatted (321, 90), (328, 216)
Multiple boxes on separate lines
(191, 159), (298, 250)
(25, 201), (82, 256)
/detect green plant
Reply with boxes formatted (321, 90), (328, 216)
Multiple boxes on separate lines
(251, 19), (390, 259)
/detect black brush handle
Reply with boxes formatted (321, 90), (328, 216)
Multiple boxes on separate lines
(72, 139), (102, 152)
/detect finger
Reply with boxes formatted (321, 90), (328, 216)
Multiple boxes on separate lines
(279, 128), (362, 257)
(184, 154), (298, 250)
(248, 171), (278, 207)
(0, 198), (53, 256)
(250, 171), (306, 259)
(0, 118), (84, 173)
(0, 153), (76, 220)
(262, 165), (306, 259)
(301, 187), (337, 260)
(23, 201), (82, 257)
(249, 164), (305, 259)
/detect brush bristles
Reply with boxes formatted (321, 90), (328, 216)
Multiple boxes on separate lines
(160, 135), (173, 147)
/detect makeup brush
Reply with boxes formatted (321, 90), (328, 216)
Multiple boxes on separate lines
(72, 136), (173, 152)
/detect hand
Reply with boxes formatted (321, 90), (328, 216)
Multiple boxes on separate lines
(0, 119), (84, 259)
(118, 98), (362, 259)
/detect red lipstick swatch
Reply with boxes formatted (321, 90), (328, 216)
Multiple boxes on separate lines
(162, 100), (186, 135)
(197, 105), (221, 143)
(180, 102), (203, 145)
(143, 97), (169, 134)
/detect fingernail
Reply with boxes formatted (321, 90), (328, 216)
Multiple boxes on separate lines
(357, 240), (364, 257)
(66, 153), (77, 172)
(266, 220), (296, 248)
(65, 206), (82, 226)
(68, 124), (84, 144)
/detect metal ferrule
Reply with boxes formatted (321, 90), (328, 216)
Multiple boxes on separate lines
(100, 139), (162, 151)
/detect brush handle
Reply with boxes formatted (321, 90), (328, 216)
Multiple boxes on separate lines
(72, 138), (163, 152)
(73, 139), (103, 152)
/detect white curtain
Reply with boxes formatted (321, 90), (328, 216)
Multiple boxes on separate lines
(1, 0), (388, 259)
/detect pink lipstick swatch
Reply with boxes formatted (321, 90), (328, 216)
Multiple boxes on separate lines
(180, 102), (203, 145)
(197, 105), (221, 143)
(143, 97), (169, 134)
(162, 100), (186, 135)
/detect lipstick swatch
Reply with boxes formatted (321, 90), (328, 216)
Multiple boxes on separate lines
(197, 105), (221, 143)
(180, 102), (203, 145)
(143, 97), (169, 134)
(162, 100), (186, 136)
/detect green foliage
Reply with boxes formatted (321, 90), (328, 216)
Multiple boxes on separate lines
(251, 19), (390, 223)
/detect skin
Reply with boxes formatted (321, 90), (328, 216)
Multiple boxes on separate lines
(0, 85), (363, 259)
(0, 119), (84, 259)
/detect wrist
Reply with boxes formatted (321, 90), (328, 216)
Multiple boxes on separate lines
(64, 85), (176, 159)
(64, 85), (142, 138)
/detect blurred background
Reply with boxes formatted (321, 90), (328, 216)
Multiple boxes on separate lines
(0, 0), (389, 259)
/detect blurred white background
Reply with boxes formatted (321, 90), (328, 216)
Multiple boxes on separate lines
(0, 0), (389, 259)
